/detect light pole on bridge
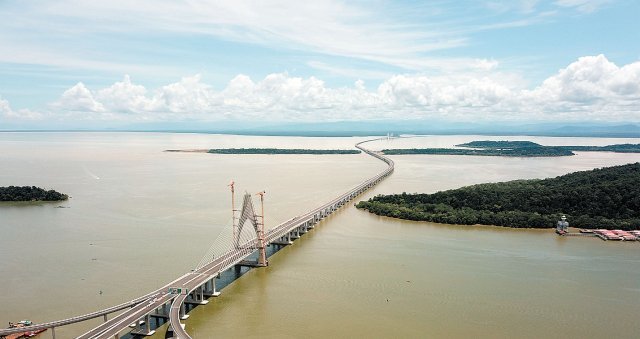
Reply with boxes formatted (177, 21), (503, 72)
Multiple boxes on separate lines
(256, 190), (268, 267)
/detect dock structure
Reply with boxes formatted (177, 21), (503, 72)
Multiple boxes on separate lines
(558, 228), (639, 241)
(556, 216), (639, 241)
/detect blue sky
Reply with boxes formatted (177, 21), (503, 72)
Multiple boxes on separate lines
(0, 0), (639, 128)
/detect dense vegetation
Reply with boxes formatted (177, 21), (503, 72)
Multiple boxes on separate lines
(382, 147), (574, 156)
(382, 140), (640, 157)
(0, 186), (68, 202)
(357, 163), (640, 230)
(562, 144), (640, 153)
(208, 148), (361, 154)
(457, 140), (542, 148)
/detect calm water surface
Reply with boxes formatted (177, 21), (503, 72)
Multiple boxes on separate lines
(1, 133), (639, 338)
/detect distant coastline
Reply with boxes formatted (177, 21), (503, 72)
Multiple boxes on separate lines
(3, 121), (640, 138)
(382, 140), (640, 157)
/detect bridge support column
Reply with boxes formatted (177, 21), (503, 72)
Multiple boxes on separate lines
(186, 285), (210, 305)
(204, 277), (221, 297)
(145, 315), (153, 335)
(271, 236), (292, 246)
(180, 303), (189, 320)
(131, 314), (156, 336)
(51, 327), (55, 339)
(257, 240), (268, 267)
(150, 302), (171, 321)
(199, 285), (209, 303)
(103, 314), (108, 322)
(290, 230), (299, 240)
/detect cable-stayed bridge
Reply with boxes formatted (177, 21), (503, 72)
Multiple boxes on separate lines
(0, 139), (394, 339)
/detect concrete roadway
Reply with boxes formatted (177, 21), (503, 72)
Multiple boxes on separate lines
(77, 273), (193, 339)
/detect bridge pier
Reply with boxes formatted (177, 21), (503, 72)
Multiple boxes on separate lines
(186, 285), (209, 305)
(271, 237), (292, 246)
(150, 303), (170, 319)
(180, 303), (189, 320)
(203, 277), (221, 297)
(130, 314), (155, 336)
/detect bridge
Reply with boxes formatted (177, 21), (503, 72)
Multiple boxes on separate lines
(0, 138), (394, 339)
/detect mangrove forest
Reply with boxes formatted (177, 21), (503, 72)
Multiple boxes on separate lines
(357, 163), (640, 230)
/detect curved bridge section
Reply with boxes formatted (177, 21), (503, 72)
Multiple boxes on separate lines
(0, 138), (393, 339)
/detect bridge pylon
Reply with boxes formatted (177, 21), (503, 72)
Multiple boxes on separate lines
(229, 180), (238, 249)
(231, 184), (268, 267)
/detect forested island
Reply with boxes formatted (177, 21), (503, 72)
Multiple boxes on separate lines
(207, 148), (361, 154)
(357, 163), (640, 230)
(563, 144), (640, 152)
(0, 186), (68, 202)
(382, 140), (640, 157)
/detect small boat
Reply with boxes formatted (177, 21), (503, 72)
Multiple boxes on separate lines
(129, 320), (145, 328)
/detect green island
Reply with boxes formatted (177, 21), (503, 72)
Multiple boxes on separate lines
(0, 186), (68, 202)
(381, 140), (640, 157)
(357, 163), (640, 230)
(207, 148), (361, 154)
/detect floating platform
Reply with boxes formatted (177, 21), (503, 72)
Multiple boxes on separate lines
(558, 229), (639, 241)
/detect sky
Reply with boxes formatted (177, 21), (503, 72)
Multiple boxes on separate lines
(0, 0), (639, 129)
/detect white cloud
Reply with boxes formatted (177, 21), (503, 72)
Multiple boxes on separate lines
(155, 75), (217, 114)
(52, 82), (105, 112)
(95, 75), (149, 113)
(0, 96), (44, 120)
(0, 97), (15, 120)
(554, 0), (612, 13)
(525, 55), (640, 119)
(19, 55), (639, 123)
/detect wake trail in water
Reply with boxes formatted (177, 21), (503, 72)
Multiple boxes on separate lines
(82, 165), (100, 180)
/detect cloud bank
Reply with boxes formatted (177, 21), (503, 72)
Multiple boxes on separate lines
(2, 55), (639, 125)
